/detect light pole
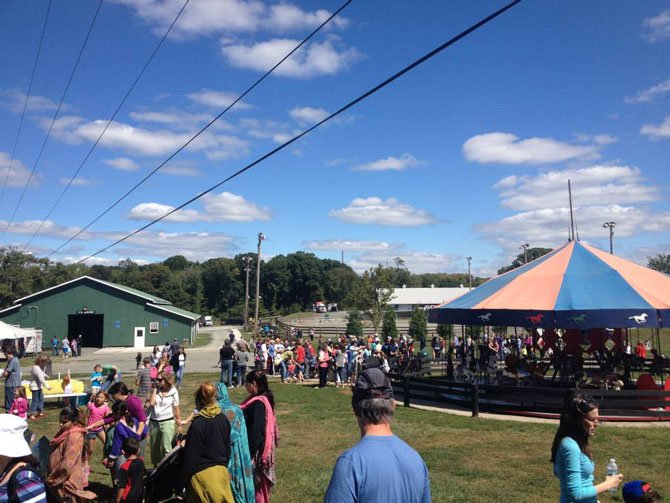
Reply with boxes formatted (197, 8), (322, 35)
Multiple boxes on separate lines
(466, 256), (472, 291)
(242, 257), (252, 331)
(253, 233), (265, 338)
(603, 221), (616, 254)
(520, 243), (529, 264)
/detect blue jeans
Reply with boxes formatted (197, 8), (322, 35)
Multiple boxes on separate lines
(29, 388), (44, 414)
(278, 360), (287, 381)
(52, 347), (58, 356)
(5, 386), (16, 411)
(221, 360), (233, 386)
(176, 366), (184, 385)
(236, 365), (247, 386)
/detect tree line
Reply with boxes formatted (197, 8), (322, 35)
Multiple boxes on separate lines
(3, 246), (667, 322)
(0, 248), (487, 321)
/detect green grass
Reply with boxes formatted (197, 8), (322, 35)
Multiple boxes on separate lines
(6, 372), (669, 502)
(190, 331), (212, 348)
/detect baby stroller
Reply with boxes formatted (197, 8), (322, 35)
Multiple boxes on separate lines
(144, 444), (185, 503)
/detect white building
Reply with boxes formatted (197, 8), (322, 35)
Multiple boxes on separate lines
(388, 285), (468, 316)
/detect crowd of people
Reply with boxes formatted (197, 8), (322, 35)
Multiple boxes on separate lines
(0, 328), (666, 503)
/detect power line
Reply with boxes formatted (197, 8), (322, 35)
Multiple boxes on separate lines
(0, 0), (53, 209)
(49, 0), (353, 258)
(1, 0), (104, 241)
(23, 0), (191, 250)
(75, 0), (522, 264)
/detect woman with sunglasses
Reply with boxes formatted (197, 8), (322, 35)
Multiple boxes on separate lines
(148, 372), (181, 466)
(551, 394), (623, 502)
(46, 406), (97, 501)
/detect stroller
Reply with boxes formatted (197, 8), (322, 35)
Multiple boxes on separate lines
(143, 444), (185, 503)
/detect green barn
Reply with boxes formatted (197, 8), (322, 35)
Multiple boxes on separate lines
(0, 276), (199, 349)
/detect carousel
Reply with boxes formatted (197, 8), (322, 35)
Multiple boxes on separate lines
(421, 240), (670, 421)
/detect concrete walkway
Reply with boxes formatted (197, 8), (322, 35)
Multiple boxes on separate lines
(18, 326), (242, 378)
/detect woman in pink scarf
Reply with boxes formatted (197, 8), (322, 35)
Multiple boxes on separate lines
(46, 406), (96, 501)
(240, 370), (278, 503)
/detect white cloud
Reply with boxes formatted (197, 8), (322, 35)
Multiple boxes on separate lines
(0, 89), (65, 113)
(201, 191), (272, 222)
(47, 115), (246, 158)
(160, 164), (201, 176)
(116, 230), (239, 262)
(59, 177), (95, 187)
(641, 116), (670, 139)
(352, 153), (423, 172)
(463, 132), (602, 165)
(625, 78), (670, 104)
(496, 166), (658, 211)
(289, 106), (329, 125)
(305, 240), (399, 252)
(642, 10), (670, 43)
(129, 109), (212, 126)
(347, 250), (456, 274)
(0, 219), (89, 239)
(221, 38), (361, 78)
(329, 197), (436, 226)
(128, 203), (202, 223)
(116, 0), (349, 38)
(479, 165), (670, 255)
(103, 157), (140, 171)
(0, 152), (35, 188)
(128, 192), (271, 223)
(187, 89), (252, 110)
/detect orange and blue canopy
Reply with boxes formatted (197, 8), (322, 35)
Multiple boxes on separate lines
(429, 241), (670, 328)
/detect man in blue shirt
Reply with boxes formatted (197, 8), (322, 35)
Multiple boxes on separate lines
(324, 358), (431, 503)
(3, 347), (21, 411)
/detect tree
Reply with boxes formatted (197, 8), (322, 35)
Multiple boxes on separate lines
(353, 265), (394, 332)
(497, 247), (552, 275)
(408, 307), (428, 349)
(346, 309), (364, 337)
(648, 253), (670, 274)
(381, 307), (398, 340)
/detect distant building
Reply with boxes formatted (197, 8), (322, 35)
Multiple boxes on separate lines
(388, 285), (468, 317)
(0, 276), (199, 349)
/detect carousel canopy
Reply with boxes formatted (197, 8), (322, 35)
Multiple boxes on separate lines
(429, 241), (670, 329)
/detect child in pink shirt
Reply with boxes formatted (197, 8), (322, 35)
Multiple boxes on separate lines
(87, 391), (112, 455)
(10, 386), (29, 419)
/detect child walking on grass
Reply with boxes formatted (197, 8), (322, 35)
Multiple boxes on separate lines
(10, 385), (29, 419)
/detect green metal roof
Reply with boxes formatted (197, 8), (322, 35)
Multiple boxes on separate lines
(147, 303), (200, 321)
(14, 276), (172, 305)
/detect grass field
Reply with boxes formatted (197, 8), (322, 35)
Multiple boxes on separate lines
(4, 371), (669, 502)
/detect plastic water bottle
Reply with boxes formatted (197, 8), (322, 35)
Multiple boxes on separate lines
(606, 458), (618, 493)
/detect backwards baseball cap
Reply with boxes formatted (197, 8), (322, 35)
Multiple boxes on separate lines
(353, 367), (393, 400)
(622, 480), (655, 503)
(0, 414), (32, 458)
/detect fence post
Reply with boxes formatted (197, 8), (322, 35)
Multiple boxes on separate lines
(403, 376), (410, 408)
(471, 383), (479, 417)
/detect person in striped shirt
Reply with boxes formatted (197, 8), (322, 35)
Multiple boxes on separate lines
(0, 414), (47, 502)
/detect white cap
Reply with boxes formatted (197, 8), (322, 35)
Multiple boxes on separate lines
(0, 414), (32, 458)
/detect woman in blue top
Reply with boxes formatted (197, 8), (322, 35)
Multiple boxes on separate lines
(551, 394), (623, 502)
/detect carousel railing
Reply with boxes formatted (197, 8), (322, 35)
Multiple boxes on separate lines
(389, 373), (670, 421)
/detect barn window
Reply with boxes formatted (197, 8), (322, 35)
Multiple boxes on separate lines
(150, 322), (159, 334)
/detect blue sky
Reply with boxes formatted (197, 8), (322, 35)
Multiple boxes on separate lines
(0, 0), (669, 276)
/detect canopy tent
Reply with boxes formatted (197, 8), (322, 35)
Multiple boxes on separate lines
(0, 320), (36, 340)
(429, 241), (670, 329)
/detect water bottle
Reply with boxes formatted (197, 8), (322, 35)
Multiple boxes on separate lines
(606, 458), (618, 493)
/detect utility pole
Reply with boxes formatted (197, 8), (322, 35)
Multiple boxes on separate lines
(253, 233), (265, 339)
(520, 243), (529, 264)
(242, 257), (252, 331)
(603, 221), (616, 254)
(466, 256), (472, 291)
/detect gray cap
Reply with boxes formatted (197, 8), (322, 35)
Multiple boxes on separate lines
(353, 367), (393, 400)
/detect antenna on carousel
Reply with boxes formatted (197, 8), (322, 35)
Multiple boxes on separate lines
(568, 179), (575, 242)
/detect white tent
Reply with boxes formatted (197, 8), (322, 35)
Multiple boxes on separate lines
(0, 321), (41, 355)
